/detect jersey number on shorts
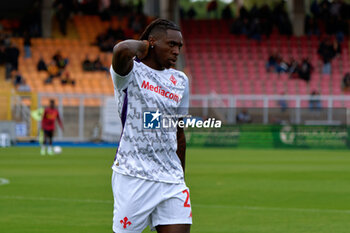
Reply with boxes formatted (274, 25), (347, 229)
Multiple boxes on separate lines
(182, 189), (191, 207)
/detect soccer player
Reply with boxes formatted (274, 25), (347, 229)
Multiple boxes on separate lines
(41, 99), (64, 155)
(110, 19), (191, 233)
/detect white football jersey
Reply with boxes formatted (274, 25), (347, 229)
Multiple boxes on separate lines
(110, 60), (189, 184)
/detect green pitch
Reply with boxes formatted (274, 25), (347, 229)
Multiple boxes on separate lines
(1, 147), (350, 233)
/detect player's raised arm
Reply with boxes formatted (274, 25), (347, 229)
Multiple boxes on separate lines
(112, 40), (149, 76)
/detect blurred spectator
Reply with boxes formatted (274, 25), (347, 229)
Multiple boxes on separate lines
(287, 57), (299, 78)
(17, 79), (31, 92)
(53, 0), (73, 36)
(93, 55), (109, 72)
(52, 50), (68, 70)
(82, 55), (94, 71)
(304, 15), (320, 36)
(259, 4), (273, 37)
(0, 43), (5, 65)
(180, 7), (186, 19)
(37, 57), (47, 71)
(5, 42), (20, 80)
(13, 70), (24, 86)
(98, 0), (111, 21)
(307, 0), (349, 40)
(78, 0), (98, 14)
(93, 56), (103, 71)
(23, 31), (32, 58)
(188, 6), (197, 19)
(222, 4), (233, 20)
(297, 58), (313, 82)
(230, 18), (248, 35)
(310, 0), (320, 17)
(131, 15), (145, 34)
(277, 58), (289, 73)
(317, 37), (340, 74)
(230, 4), (275, 39)
(207, 0), (218, 19)
(341, 73), (350, 93)
(272, 1), (293, 35)
(101, 54), (110, 73)
(45, 60), (60, 84)
(266, 52), (288, 73)
(309, 90), (322, 110)
(277, 93), (288, 112)
(60, 67), (75, 86)
(96, 24), (125, 52)
(248, 18), (262, 41)
(136, 0), (143, 15)
(266, 52), (278, 72)
(236, 109), (252, 123)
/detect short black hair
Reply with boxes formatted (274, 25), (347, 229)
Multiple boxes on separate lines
(139, 18), (181, 40)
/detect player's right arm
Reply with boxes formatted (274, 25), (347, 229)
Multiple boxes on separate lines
(112, 40), (149, 76)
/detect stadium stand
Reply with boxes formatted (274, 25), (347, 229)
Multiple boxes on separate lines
(4, 13), (153, 107)
(3, 3), (350, 110)
(181, 19), (350, 108)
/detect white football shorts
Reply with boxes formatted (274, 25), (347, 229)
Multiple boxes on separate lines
(112, 171), (192, 233)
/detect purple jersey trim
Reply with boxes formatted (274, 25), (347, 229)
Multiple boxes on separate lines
(114, 88), (128, 162)
(120, 88), (128, 127)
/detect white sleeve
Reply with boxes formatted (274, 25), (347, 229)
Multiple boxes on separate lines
(177, 78), (189, 116)
(110, 63), (133, 91)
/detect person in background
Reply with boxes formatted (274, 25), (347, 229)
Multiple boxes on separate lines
(298, 58), (313, 82)
(23, 31), (32, 58)
(236, 108), (252, 123)
(341, 72), (350, 93)
(17, 79), (31, 92)
(82, 55), (94, 71)
(317, 36), (340, 74)
(5, 42), (20, 80)
(187, 6), (197, 19)
(207, 0), (218, 18)
(309, 90), (322, 111)
(277, 92), (288, 112)
(37, 56), (47, 71)
(41, 99), (64, 155)
(60, 67), (75, 86)
(52, 50), (68, 71)
(222, 4), (233, 19)
(45, 60), (60, 84)
(13, 70), (24, 86)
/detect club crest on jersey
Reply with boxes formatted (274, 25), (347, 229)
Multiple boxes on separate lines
(170, 75), (177, 85)
(120, 217), (131, 229)
(143, 110), (161, 129)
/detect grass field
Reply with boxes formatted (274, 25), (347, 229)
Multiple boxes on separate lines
(1, 147), (350, 233)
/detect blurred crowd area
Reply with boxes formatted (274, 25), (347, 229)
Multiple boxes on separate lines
(0, 0), (150, 106)
(0, 0), (350, 108)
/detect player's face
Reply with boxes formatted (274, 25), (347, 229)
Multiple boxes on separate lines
(155, 29), (183, 69)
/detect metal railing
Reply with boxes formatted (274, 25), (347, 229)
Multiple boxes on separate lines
(9, 93), (350, 141)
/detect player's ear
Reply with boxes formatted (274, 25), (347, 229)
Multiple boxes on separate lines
(148, 35), (156, 48)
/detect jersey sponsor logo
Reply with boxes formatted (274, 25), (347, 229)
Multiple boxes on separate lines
(141, 80), (180, 103)
(120, 217), (132, 229)
(143, 110), (161, 129)
(170, 74), (177, 85)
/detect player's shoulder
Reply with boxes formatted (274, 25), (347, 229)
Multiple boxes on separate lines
(133, 59), (145, 70)
(168, 68), (189, 83)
